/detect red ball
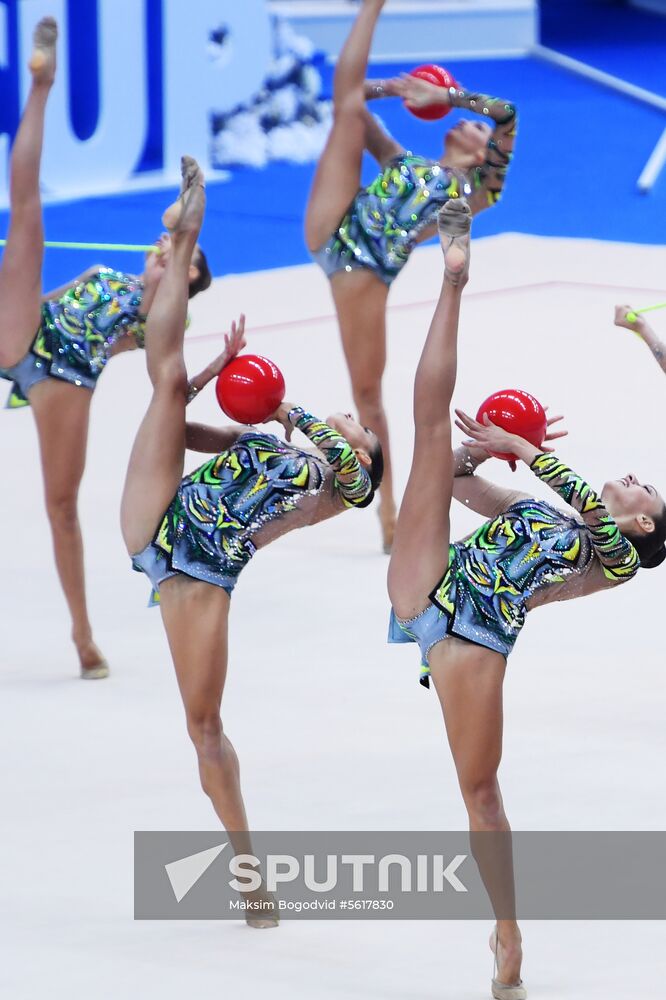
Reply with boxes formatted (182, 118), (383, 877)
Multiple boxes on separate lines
(476, 389), (547, 462)
(406, 64), (457, 121)
(216, 354), (285, 424)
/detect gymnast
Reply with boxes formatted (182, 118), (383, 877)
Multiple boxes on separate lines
(387, 199), (665, 998)
(305, 0), (517, 552)
(120, 156), (383, 925)
(615, 303), (666, 375)
(0, 19), (211, 678)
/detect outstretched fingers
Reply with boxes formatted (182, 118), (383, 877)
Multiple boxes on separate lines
(543, 408), (568, 444)
(454, 408), (488, 436)
(227, 314), (247, 356)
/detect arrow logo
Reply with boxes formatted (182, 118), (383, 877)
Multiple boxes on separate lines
(165, 842), (228, 902)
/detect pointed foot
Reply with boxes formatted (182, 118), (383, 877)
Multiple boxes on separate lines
(438, 198), (472, 284)
(162, 155), (206, 235)
(29, 17), (58, 85)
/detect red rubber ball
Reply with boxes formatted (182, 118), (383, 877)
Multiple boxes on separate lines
(406, 64), (457, 121)
(476, 389), (548, 463)
(216, 354), (286, 425)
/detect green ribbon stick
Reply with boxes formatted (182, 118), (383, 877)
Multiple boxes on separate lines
(626, 302), (666, 323)
(0, 239), (159, 252)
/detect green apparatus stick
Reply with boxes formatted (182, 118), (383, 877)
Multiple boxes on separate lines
(626, 302), (666, 323)
(0, 239), (159, 252)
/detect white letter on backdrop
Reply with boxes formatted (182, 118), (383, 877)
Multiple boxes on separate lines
(18, 0), (148, 197)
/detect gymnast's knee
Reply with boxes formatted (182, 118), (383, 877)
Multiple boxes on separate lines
(333, 90), (365, 122)
(46, 491), (79, 532)
(462, 778), (504, 827)
(187, 708), (223, 759)
(150, 358), (189, 397)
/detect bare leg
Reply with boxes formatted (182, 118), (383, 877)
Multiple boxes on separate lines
(429, 640), (524, 988)
(158, 577), (276, 928)
(30, 380), (107, 676)
(330, 269), (396, 551)
(305, 0), (394, 548)
(159, 579), (247, 832)
(123, 168), (275, 928)
(120, 157), (205, 554)
(304, 0), (385, 251)
(0, 17), (57, 369)
(387, 201), (472, 618)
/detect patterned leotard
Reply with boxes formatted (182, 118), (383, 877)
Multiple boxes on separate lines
(0, 267), (145, 408)
(390, 455), (640, 686)
(132, 407), (373, 601)
(313, 90), (517, 287)
(314, 155), (468, 287)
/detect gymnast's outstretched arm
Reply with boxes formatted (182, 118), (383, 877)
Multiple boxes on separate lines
(361, 106), (405, 167)
(615, 304), (666, 376)
(451, 444), (530, 519)
(452, 410), (569, 519)
(456, 411), (640, 582)
(528, 454), (639, 581)
(186, 314), (248, 401)
(396, 75), (518, 212)
(271, 404), (373, 507)
(180, 318), (249, 452)
(185, 423), (247, 454)
(455, 89), (518, 212)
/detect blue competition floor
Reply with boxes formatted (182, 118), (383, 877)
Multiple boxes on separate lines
(1, 48), (665, 290)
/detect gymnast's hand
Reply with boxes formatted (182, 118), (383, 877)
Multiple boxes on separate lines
(144, 234), (168, 281)
(541, 409), (568, 450)
(265, 401), (294, 443)
(614, 304), (645, 335)
(364, 77), (405, 100)
(207, 314), (247, 377)
(455, 408), (568, 468)
(187, 314), (247, 401)
(394, 73), (451, 110)
(455, 410), (521, 461)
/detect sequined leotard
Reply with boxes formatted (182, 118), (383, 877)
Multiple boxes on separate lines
(389, 455), (640, 686)
(0, 267), (145, 408)
(132, 407), (373, 601)
(313, 89), (517, 287)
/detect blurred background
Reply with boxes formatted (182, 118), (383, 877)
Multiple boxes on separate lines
(0, 0), (664, 287)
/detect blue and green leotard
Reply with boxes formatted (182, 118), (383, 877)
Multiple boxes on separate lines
(132, 407), (374, 602)
(390, 454), (640, 686)
(313, 88), (517, 287)
(0, 267), (145, 408)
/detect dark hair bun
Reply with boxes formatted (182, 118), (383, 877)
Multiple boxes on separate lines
(356, 489), (375, 510)
(640, 545), (666, 570)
